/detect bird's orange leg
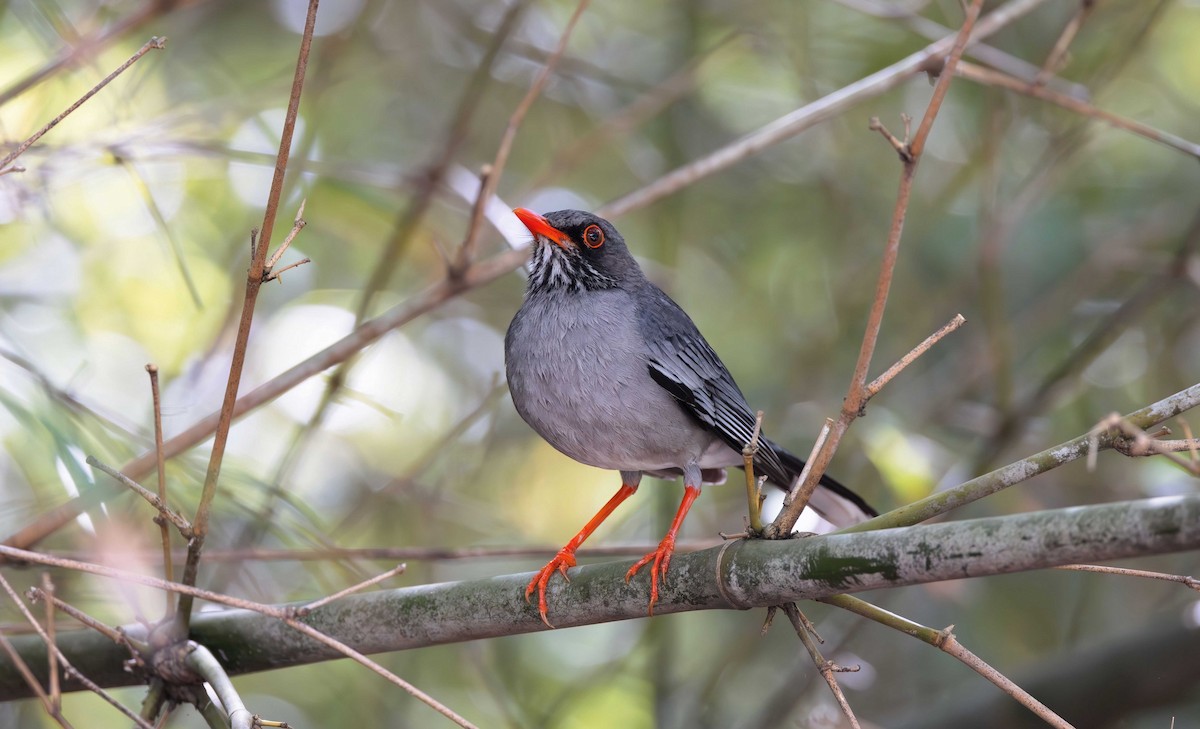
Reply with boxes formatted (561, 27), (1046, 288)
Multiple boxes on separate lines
(625, 483), (700, 615)
(526, 481), (638, 627)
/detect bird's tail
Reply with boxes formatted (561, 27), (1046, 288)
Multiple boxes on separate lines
(763, 439), (876, 527)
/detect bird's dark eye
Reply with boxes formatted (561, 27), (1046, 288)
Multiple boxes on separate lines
(583, 224), (604, 248)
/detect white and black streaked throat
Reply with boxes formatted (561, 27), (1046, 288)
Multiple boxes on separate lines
(526, 239), (618, 294)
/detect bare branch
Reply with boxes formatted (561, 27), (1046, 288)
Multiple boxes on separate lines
(145, 364), (173, 615)
(865, 314), (967, 399)
(0, 37), (165, 173)
(822, 595), (1071, 728)
(955, 61), (1200, 159)
(85, 456), (193, 538)
(782, 603), (860, 728)
(1054, 564), (1200, 592)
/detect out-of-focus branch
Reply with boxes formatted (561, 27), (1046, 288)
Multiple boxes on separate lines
(0, 37), (166, 174)
(602, 0), (1051, 217)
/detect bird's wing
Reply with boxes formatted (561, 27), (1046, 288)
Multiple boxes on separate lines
(635, 284), (791, 485)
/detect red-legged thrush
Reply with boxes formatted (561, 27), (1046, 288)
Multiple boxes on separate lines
(506, 208), (875, 626)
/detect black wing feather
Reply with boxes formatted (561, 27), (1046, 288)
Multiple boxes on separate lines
(635, 284), (792, 486)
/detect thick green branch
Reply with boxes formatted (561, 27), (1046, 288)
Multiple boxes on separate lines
(1, 494), (1196, 700)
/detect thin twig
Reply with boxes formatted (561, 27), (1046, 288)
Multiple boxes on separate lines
(0, 37), (165, 173)
(868, 114), (911, 161)
(821, 595), (1071, 728)
(1032, 0), (1094, 88)
(296, 564), (407, 616)
(145, 364), (174, 615)
(453, 0), (591, 273)
(785, 419), (833, 504)
(0, 573), (73, 727)
(781, 603), (860, 729)
(85, 456), (193, 537)
(0, 630), (60, 724)
(1089, 413), (1200, 474)
(176, 0), (320, 632)
(865, 314), (966, 399)
(956, 61), (1200, 159)
(264, 200), (308, 272)
(0, 2), (169, 108)
(26, 588), (130, 645)
(41, 575), (59, 713)
(1054, 564), (1200, 591)
(263, 257), (312, 283)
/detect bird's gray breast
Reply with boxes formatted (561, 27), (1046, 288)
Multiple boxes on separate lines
(505, 287), (719, 472)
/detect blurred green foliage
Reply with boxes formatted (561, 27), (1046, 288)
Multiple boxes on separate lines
(0, 0), (1198, 726)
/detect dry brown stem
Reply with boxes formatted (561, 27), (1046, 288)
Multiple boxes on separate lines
(768, 0), (984, 537)
(295, 564), (407, 616)
(175, 0), (319, 631)
(1054, 564), (1200, 591)
(85, 457), (192, 538)
(865, 314), (967, 399)
(823, 595), (1073, 727)
(0, 1), (173, 108)
(781, 603), (860, 729)
(145, 364), (173, 615)
(955, 61), (1200, 159)
(0, 36), (165, 174)
(1033, 0), (1094, 88)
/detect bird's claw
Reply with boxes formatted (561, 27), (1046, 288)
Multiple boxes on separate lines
(626, 535), (677, 616)
(525, 547), (578, 627)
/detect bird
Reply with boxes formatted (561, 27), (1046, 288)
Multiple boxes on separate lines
(505, 207), (875, 626)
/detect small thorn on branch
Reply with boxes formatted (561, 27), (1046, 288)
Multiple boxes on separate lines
(263, 200), (310, 282)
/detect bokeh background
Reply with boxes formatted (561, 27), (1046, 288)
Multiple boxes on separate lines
(1, 0), (1199, 726)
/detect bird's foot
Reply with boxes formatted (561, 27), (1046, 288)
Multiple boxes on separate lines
(625, 534), (677, 616)
(525, 546), (578, 628)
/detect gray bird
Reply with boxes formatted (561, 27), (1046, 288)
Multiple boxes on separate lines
(505, 208), (875, 626)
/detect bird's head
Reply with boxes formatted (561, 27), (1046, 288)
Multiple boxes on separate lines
(512, 208), (642, 293)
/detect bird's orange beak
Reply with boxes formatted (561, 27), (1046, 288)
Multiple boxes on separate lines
(513, 208), (570, 248)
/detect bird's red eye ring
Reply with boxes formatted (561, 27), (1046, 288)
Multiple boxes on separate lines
(583, 224), (604, 248)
